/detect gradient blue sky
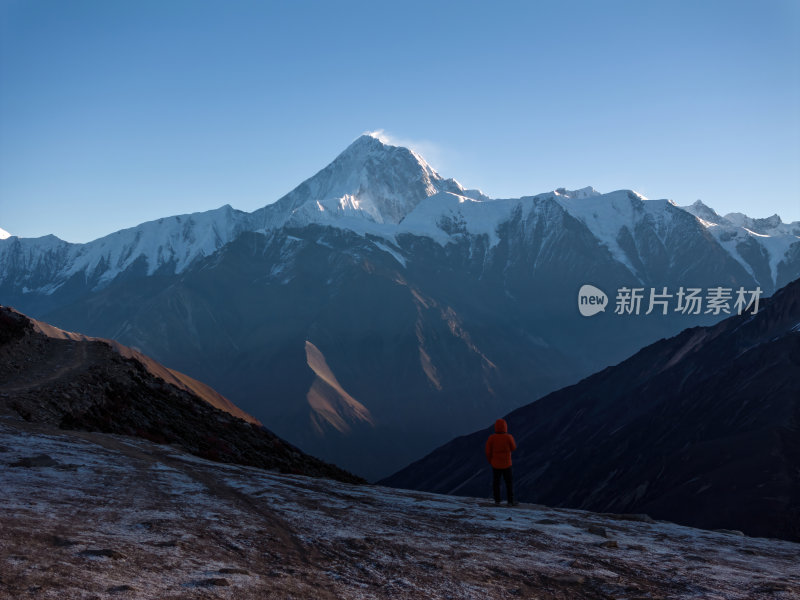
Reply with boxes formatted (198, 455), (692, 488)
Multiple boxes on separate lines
(1, 0), (798, 243)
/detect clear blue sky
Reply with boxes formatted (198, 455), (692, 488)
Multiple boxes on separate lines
(1, 0), (798, 243)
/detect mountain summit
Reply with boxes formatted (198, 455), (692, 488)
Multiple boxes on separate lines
(253, 133), (466, 228)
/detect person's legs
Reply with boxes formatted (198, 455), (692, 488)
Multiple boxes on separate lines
(503, 467), (514, 505)
(492, 468), (502, 503)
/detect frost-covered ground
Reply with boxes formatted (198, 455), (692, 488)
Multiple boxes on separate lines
(1, 417), (798, 600)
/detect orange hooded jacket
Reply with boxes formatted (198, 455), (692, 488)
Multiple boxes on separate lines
(485, 418), (516, 469)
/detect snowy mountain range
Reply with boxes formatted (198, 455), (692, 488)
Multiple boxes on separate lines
(2, 134), (798, 296)
(1, 133), (799, 479)
(680, 199), (800, 290)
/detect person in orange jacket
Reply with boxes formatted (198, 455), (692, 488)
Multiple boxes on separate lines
(485, 418), (517, 505)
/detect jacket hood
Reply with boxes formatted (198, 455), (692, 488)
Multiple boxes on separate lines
(494, 419), (508, 434)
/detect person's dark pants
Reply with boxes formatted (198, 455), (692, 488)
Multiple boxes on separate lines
(492, 467), (513, 504)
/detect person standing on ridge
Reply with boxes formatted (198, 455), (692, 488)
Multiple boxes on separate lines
(485, 418), (517, 506)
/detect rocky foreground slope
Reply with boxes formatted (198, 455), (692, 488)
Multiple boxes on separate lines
(1, 417), (799, 600)
(0, 306), (359, 483)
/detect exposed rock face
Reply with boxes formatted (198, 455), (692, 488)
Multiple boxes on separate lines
(0, 306), (361, 483)
(382, 278), (800, 542)
(1, 418), (798, 599)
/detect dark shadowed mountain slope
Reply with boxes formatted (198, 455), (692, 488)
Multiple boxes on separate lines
(382, 279), (800, 542)
(0, 306), (362, 483)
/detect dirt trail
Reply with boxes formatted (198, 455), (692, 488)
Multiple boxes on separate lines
(142, 441), (330, 576)
(37, 424), (309, 557)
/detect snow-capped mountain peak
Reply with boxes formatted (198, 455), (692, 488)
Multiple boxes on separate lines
(257, 134), (465, 228)
(68, 204), (252, 283)
(682, 201), (799, 236)
(553, 186), (601, 199)
(0, 227), (11, 240)
(723, 212), (795, 235)
(678, 200), (800, 286)
(0, 205), (252, 295)
(681, 199), (726, 225)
